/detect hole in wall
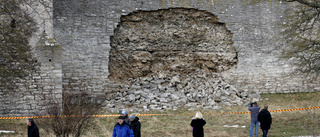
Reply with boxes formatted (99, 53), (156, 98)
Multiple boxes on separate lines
(109, 8), (238, 83)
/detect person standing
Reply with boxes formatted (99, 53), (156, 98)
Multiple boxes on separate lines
(258, 106), (272, 137)
(190, 111), (206, 137)
(248, 102), (260, 137)
(129, 114), (141, 137)
(120, 110), (131, 127)
(27, 118), (39, 137)
(112, 116), (134, 137)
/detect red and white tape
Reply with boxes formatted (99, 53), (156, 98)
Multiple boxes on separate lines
(1, 106), (319, 119)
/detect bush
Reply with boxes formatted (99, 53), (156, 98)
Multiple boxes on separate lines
(38, 92), (100, 137)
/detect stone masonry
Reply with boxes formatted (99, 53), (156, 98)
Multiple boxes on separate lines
(1, 0), (320, 116)
(0, 32), (62, 116)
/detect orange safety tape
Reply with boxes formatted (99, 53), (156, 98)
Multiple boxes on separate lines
(1, 106), (319, 120)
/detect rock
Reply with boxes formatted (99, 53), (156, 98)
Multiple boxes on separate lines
(188, 108), (195, 111)
(252, 98), (259, 102)
(103, 66), (258, 112)
(223, 102), (231, 106)
(135, 94), (141, 100)
(159, 98), (168, 103)
(160, 93), (170, 98)
(209, 100), (216, 106)
(243, 102), (251, 106)
(140, 92), (149, 98)
(213, 106), (221, 110)
(186, 103), (197, 107)
(171, 75), (180, 84)
(107, 103), (115, 108)
(188, 97), (196, 102)
(145, 99), (151, 103)
(171, 94), (180, 100)
(149, 105), (158, 110)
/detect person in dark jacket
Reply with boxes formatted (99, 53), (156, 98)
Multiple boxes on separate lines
(27, 118), (39, 137)
(258, 106), (272, 137)
(190, 111), (206, 137)
(112, 116), (134, 137)
(248, 102), (260, 137)
(129, 114), (141, 137)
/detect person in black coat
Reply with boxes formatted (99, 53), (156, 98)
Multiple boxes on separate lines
(258, 106), (272, 137)
(27, 118), (39, 137)
(129, 114), (141, 137)
(190, 111), (206, 137)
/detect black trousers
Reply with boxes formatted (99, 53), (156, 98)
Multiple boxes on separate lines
(262, 129), (269, 137)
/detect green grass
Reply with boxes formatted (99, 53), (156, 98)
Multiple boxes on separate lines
(1, 92), (320, 137)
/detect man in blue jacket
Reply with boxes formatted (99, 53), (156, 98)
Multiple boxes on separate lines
(112, 116), (134, 137)
(248, 102), (260, 137)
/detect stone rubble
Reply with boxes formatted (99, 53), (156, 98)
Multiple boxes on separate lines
(103, 69), (260, 113)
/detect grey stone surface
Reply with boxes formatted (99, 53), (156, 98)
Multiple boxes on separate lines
(1, 0), (320, 116)
(0, 32), (63, 116)
(52, 0), (319, 113)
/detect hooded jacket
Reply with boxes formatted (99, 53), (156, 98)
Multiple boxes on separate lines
(190, 118), (206, 137)
(258, 109), (272, 130)
(248, 105), (260, 122)
(27, 122), (39, 137)
(124, 115), (131, 127)
(130, 117), (141, 137)
(112, 122), (134, 137)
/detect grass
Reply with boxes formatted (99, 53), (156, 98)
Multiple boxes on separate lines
(0, 92), (320, 137)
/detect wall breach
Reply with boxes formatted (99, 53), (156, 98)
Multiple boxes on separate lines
(109, 8), (237, 83)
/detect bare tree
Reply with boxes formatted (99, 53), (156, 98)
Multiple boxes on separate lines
(252, 0), (320, 79)
(38, 91), (100, 137)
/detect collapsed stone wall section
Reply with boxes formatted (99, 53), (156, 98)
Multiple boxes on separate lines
(103, 69), (258, 112)
(106, 8), (244, 112)
(109, 8), (238, 83)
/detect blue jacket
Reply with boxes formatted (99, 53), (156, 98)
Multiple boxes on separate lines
(248, 105), (260, 122)
(112, 122), (134, 137)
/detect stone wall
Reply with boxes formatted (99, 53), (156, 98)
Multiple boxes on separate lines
(0, 32), (62, 116)
(51, 0), (319, 113)
(2, 0), (320, 116)
(53, 0), (319, 95)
